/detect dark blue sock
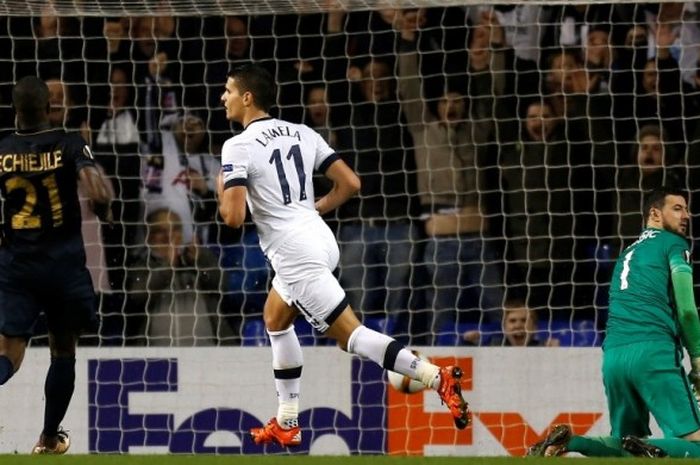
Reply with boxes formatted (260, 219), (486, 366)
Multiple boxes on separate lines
(43, 357), (75, 437)
(0, 355), (14, 385)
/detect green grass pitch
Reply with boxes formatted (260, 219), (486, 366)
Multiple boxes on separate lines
(1, 457), (695, 464)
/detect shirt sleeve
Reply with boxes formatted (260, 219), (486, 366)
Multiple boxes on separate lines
(312, 130), (339, 173)
(221, 139), (250, 189)
(669, 240), (700, 357)
(65, 134), (96, 173)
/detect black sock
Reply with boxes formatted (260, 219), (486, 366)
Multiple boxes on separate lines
(43, 357), (76, 437)
(0, 355), (14, 385)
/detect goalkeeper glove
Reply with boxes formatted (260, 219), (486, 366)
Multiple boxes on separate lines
(689, 357), (700, 397)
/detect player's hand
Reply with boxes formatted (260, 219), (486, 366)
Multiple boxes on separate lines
(462, 330), (480, 345)
(690, 357), (700, 398)
(324, 0), (346, 33)
(91, 200), (113, 227)
(103, 205), (114, 226)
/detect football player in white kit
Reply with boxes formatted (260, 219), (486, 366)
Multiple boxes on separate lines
(216, 64), (470, 447)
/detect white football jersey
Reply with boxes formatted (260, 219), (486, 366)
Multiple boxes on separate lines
(221, 117), (338, 253)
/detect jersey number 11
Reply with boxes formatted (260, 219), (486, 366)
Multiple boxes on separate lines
(269, 144), (307, 205)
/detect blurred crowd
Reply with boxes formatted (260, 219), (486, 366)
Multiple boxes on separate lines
(1, 3), (699, 347)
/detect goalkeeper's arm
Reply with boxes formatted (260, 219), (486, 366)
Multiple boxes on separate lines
(671, 262), (700, 379)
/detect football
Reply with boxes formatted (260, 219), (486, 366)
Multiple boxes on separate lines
(387, 351), (426, 394)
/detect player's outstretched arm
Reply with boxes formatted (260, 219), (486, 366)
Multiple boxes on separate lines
(315, 158), (360, 216)
(217, 171), (247, 228)
(79, 165), (113, 224)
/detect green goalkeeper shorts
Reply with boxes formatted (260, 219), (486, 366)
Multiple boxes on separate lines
(602, 341), (700, 438)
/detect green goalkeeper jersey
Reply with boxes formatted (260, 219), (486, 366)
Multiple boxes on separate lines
(605, 227), (692, 349)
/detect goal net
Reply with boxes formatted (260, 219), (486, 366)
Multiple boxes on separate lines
(0, 0), (690, 455)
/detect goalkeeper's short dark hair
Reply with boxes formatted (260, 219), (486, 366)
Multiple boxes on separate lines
(228, 64), (276, 113)
(643, 186), (688, 223)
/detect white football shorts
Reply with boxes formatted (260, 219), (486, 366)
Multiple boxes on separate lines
(268, 220), (348, 333)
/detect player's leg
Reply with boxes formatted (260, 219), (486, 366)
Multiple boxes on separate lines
(528, 424), (632, 457)
(602, 345), (652, 438)
(324, 305), (470, 429)
(566, 435), (629, 457)
(250, 285), (303, 447)
(0, 335), (26, 384)
(268, 220), (460, 431)
(33, 329), (78, 454)
(33, 260), (96, 455)
(0, 287), (41, 384)
(639, 437), (700, 457)
(634, 344), (700, 439)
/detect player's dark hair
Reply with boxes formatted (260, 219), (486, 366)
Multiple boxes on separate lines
(643, 186), (688, 223)
(12, 76), (50, 127)
(227, 64), (275, 112)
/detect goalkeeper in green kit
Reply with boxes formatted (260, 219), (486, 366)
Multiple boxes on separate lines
(530, 187), (700, 458)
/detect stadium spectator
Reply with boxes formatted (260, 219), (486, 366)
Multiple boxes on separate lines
(131, 16), (181, 155)
(544, 48), (611, 123)
(89, 66), (143, 292)
(609, 23), (651, 153)
(466, 5), (547, 100)
(44, 78), (89, 141)
(543, 48), (612, 317)
(175, 114), (221, 243)
(611, 125), (684, 251)
(84, 18), (132, 121)
(543, 4), (637, 52)
(303, 85), (336, 147)
(8, 8), (84, 95)
(304, 84), (341, 234)
(463, 300), (559, 347)
(582, 27), (613, 91)
(201, 16), (255, 151)
(248, 13), (320, 123)
(126, 208), (227, 346)
(632, 22), (695, 151)
(341, 9), (401, 60)
(142, 112), (220, 245)
(499, 100), (576, 313)
(645, 2), (700, 86)
(397, 9), (504, 341)
(323, 11), (419, 329)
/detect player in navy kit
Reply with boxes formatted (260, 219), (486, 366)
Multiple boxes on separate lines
(0, 76), (113, 454)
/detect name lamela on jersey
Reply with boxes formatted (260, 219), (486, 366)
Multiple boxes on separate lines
(255, 125), (301, 147)
(0, 150), (63, 173)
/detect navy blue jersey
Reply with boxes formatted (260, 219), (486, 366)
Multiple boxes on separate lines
(0, 127), (95, 252)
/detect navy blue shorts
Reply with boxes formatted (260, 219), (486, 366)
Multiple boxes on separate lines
(0, 240), (97, 339)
